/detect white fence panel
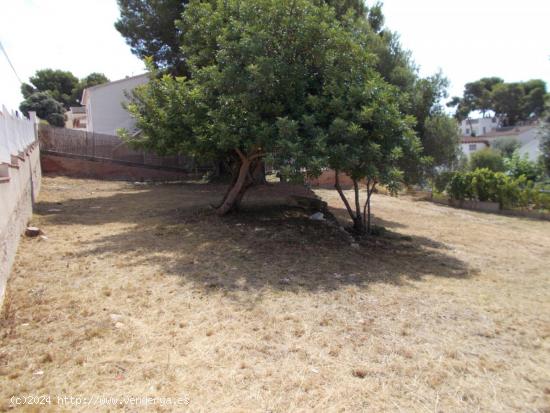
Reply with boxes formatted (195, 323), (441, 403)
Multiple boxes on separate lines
(0, 107), (36, 164)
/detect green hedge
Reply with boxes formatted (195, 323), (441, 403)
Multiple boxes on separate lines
(445, 168), (538, 209)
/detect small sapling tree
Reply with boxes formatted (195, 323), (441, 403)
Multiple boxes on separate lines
(322, 78), (423, 234)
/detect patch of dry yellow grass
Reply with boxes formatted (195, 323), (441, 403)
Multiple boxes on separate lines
(1, 176), (549, 412)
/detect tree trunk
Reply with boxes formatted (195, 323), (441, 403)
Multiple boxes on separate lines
(215, 149), (265, 216)
(335, 171), (365, 235)
(215, 157), (252, 216)
(335, 170), (354, 218)
(367, 191), (372, 234)
(362, 179), (377, 235)
(352, 179), (365, 234)
(251, 161), (267, 184)
(214, 166), (240, 209)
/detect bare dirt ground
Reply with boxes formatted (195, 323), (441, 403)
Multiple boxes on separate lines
(1, 176), (549, 412)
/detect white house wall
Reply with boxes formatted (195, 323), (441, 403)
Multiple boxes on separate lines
(461, 142), (487, 157)
(518, 138), (541, 162)
(460, 118), (498, 136)
(517, 128), (537, 146)
(86, 75), (148, 135)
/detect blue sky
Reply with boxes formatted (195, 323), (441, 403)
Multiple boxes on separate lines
(1, 0), (549, 112)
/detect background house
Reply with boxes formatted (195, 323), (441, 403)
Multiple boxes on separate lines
(81, 73), (148, 135)
(65, 106), (87, 130)
(459, 117), (499, 137)
(459, 119), (541, 161)
(460, 137), (490, 156)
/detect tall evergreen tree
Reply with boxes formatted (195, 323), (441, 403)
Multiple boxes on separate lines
(115, 0), (188, 76)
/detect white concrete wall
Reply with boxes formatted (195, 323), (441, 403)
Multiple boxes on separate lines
(0, 110), (40, 303)
(517, 128), (537, 146)
(518, 137), (541, 162)
(461, 142), (487, 157)
(0, 106), (36, 164)
(86, 74), (148, 135)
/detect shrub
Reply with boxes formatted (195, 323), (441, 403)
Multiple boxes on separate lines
(495, 173), (525, 209)
(535, 191), (550, 210)
(469, 148), (505, 172)
(470, 168), (499, 201)
(433, 171), (455, 193)
(446, 168), (533, 209)
(447, 172), (473, 201)
(504, 151), (542, 181)
(493, 137), (520, 158)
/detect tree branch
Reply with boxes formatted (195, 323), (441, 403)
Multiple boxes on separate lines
(335, 170), (355, 222)
(353, 179), (361, 222)
(363, 179), (377, 233)
(235, 148), (246, 162)
(249, 151), (266, 161)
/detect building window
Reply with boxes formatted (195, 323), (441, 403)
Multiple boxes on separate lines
(469, 144), (476, 151)
(482, 127), (486, 134)
(465, 128), (470, 134)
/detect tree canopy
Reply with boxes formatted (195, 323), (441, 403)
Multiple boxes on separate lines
(114, 0), (458, 182)
(19, 91), (65, 127)
(122, 0), (425, 223)
(448, 78), (548, 126)
(113, 0), (379, 76)
(21, 69), (79, 109)
(115, 0), (188, 76)
(322, 0), (366, 18)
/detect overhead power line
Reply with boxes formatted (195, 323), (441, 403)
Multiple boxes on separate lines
(0, 40), (23, 84)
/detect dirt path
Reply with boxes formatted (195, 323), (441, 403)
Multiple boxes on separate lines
(1, 177), (549, 412)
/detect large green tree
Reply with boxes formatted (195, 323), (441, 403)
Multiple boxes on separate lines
(491, 82), (526, 126)
(448, 78), (547, 126)
(123, 0), (419, 219)
(422, 114), (460, 169)
(467, 78), (503, 117)
(21, 69), (79, 109)
(322, 0), (366, 18)
(19, 92), (65, 127)
(522, 79), (547, 118)
(115, 0), (188, 76)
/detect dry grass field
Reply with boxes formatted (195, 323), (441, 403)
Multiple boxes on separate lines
(1, 176), (549, 412)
